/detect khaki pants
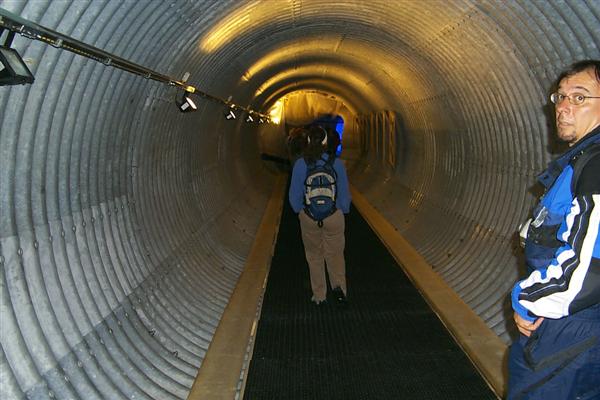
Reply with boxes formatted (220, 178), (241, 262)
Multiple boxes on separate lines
(299, 209), (347, 302)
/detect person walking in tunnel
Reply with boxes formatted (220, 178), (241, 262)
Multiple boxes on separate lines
(289, 125), (351, 306)
(509, 60), (600, 400)
(287, 126), (307, 165)
(325, 126), (342, 157)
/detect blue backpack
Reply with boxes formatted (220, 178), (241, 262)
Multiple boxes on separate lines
(304, 156), (337, 225)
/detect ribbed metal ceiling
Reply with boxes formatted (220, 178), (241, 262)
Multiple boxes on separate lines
(1, 0), (599, 398)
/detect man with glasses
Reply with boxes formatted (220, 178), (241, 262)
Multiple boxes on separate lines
(509, 60), (600, 400)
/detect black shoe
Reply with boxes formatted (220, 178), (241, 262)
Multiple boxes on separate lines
(311, 296), (327, 307)
(332, 287), (348, 305)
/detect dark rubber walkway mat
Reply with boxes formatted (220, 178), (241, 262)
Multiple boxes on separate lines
(243, 200), (497, 399)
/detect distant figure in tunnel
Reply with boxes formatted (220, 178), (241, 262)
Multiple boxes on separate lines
(509, 60), (600, 400)
(287, 126), (307, 165)
(325, 126), (341, 157)
(289, 125), (351, 306)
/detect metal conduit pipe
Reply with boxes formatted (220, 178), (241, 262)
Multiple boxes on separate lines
(0, 0), (599, 398)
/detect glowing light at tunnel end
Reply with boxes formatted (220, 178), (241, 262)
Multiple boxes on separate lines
(268, 99), (284, 124)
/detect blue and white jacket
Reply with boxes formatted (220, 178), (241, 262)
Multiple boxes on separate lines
(512, 127), (600, 322)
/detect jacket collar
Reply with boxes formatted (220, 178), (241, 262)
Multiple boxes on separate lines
(537, 125), (600, 189)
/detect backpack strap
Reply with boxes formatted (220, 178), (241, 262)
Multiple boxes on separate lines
(322, 155), (337, 173)
(570, 143), (600, 194)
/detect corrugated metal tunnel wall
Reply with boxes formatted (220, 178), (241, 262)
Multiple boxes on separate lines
(1, 0), (599, 399)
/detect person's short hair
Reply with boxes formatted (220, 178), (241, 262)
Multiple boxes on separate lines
(557, 59), (600, 85)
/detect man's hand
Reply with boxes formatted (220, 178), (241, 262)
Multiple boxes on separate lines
(513, 312), (544, 337)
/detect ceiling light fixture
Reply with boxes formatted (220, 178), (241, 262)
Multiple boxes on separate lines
(176, 90), (197, 113)
(0, 31), (34, 86)
(225, 108), (237, 120)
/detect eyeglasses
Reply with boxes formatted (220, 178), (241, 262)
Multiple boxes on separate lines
(550, 92), (600, 106)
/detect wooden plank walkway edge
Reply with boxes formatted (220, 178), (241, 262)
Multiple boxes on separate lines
(350, 186), (508, 399)
(187, 174), (287, 400)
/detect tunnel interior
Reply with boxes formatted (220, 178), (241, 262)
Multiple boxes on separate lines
(1, 1), (599, 399)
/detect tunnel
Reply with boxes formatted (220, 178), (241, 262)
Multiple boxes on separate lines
(1, 1), (599, 399)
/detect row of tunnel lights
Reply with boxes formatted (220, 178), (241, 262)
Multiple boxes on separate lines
(176, 91), (272, 124)
(1, 9), (279, 124)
